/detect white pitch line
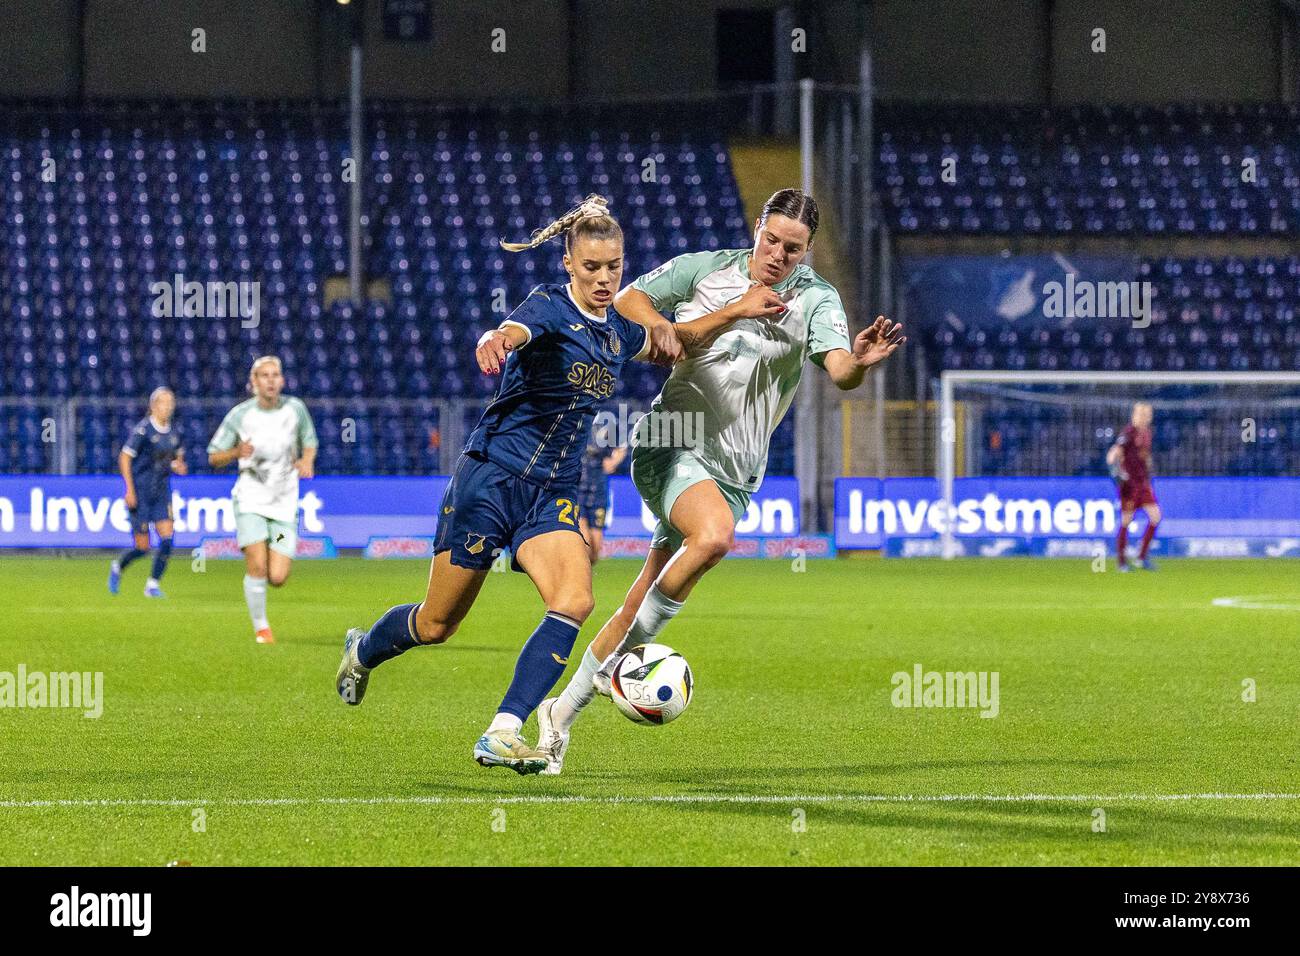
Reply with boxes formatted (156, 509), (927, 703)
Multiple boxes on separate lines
(1, 792), (1298, 810)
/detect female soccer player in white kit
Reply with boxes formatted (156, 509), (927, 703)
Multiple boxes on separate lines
(207, 356), (318, 644)
(535, 188), (906, 772)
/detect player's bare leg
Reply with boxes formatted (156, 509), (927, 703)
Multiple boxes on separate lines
(593, 479), (733, 672)
(580, 516), (604, 564)
(486, 531), (593, 774)
(543, 545), (670, 771)
(338, 549), (487, 705)
(545, 483), (733, 771)
(1137, 502), (1162, 570)
(267, 548), (293, 588)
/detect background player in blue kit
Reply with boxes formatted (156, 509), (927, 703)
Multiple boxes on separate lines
(109, 387), (186, 598)
(336, 195), (694, 773)
(577, 417), (626, 564)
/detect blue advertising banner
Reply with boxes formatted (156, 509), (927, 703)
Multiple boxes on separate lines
(0, 474), (801, 549)
(0, 476), (447, 549)
(604, 475), (800, 538)
(835, 477), (1300, 551)
(902, 254), (1141, 330)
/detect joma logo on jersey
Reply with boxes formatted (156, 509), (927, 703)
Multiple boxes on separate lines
(567, 361), (615, 398)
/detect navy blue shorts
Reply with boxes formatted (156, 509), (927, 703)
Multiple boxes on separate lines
(434, 453), (585, 572)
(579, 475), (609, 528)
(129, 497), (172, 534)
(579, 494), (608, 529)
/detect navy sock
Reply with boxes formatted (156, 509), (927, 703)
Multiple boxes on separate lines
(498, 612), (581, 722)
(357, 603), (422, 669)
(150, 538), (173, 581)
(117, 547), (147, 570)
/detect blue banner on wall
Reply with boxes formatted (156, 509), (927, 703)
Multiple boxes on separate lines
(835, 476), (1300, 550)
(0, 474), (801, 549)
(604, 475), (799, 538)
(902, 254), (1140, 329)
(0, 476), (448, 549)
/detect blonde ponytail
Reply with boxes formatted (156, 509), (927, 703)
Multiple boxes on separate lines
(500, 194), (612, 252)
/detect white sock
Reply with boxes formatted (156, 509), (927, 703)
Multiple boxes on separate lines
(243, 574), (269, 631)
(553, 645), (603, 731)
(622, 582), (684, 651)
(146, 577), (159, 588)
(488, 712), (523, 735)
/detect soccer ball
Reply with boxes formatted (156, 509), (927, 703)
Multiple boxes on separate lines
(610, 643), (693, 725)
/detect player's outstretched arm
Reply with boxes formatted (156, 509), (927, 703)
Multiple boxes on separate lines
(670, 283), (786, 356)
(613, 288), (682, 365)
(821, 316), (906, 390)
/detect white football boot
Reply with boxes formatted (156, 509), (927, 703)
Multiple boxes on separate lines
(473, 729), (550, 775)
(536, 698), (569, 775)
(336, 628), (371, 705)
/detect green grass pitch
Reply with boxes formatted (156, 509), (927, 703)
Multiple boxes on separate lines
(1, 554), (1296, 866)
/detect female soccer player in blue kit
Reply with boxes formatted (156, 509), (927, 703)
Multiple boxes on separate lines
(335, 196), (709, 773)
(109, 386), (186, 598)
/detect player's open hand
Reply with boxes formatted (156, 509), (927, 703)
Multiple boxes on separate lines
(295, 458), (314, 480)
(476, 329), (513, 375)
(730, 283), (787, 320)
(851, 316), (906, 368)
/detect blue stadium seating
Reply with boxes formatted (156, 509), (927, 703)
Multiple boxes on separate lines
(0, 101), (749, 473)
(877, 103), (1300, 236)
(2, 100), (1295, 477)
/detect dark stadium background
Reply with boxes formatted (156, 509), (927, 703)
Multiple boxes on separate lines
(2, 0), (1297, 542)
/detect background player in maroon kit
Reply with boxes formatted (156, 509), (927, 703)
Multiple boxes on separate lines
(1106, 401), (1161, 571)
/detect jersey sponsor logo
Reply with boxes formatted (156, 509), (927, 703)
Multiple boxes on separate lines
(641, 261), (671, 283)
(567, 361), (615, 398)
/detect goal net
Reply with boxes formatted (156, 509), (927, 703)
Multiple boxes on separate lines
(934, 371), (1300, 558)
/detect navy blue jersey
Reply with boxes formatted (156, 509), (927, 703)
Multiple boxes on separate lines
(465, 284), (649, 488)
(122, 417), (182, 502)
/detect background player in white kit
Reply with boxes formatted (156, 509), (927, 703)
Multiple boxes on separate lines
(207, 356), (318, 644)
(539, 189), (905, 771)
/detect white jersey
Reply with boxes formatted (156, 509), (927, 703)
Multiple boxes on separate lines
(630, 248), (851, 492)
(207, 397), (318, 522)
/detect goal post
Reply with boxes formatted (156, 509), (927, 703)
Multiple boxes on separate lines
(936, 370), (1300, 559)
